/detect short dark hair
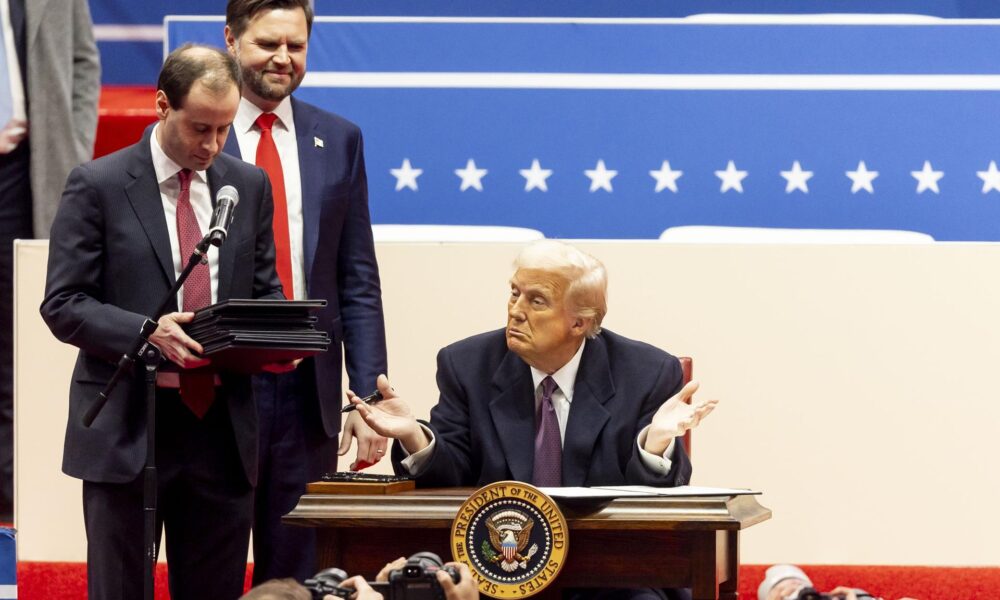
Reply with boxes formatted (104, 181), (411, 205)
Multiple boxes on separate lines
(226, 0), (314, 40)
(157, 43), (242, 109)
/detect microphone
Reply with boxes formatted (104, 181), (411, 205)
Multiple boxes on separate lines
(207, 185), (240, 247)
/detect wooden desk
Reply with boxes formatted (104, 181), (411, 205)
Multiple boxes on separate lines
(287, 489), (770, 600)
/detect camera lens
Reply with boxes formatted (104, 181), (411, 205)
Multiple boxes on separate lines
(408, 551), (445, 567)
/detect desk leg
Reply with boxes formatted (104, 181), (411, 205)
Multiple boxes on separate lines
(691, 531), (738, 600)
(316, 529), (343, 575)
(718, 531), (738, 600)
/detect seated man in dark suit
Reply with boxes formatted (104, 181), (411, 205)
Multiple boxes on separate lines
(351, 239), (717, 491)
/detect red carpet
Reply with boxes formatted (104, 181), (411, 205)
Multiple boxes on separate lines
(16, 562), (1000, 598)
(17, 562), (254, 599)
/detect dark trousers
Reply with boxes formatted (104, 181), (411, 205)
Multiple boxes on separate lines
(0, 142), (32, 522)
(252, 360), (337, 584)
(83, 391), (253, 600)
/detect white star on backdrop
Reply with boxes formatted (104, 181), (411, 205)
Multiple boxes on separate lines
(976, 161), (1000, 194)
(390, 159), (422, 192)
(649, 160), (683, 193)
(715, 160), (748, 193)
(454, 159), (488, 192)
(780, 161), (813, 194)
(519, 159), (553, 192)
(845, 161), (879, 194)
(584, 160), (617, 193)
(911, 161), (944, 194)
(387, 157), (1000, 197)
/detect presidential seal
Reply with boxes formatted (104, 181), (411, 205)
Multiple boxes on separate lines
(451, 481), (568, 598)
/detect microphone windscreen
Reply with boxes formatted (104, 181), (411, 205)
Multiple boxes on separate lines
(216, 185), (240, 207)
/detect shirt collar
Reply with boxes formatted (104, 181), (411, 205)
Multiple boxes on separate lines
(235, 95), (294, 136)
(149, 123), (207, 186)
(530, 339), (586, 403)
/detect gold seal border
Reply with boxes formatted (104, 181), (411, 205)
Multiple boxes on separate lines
(451, 481), (569, 599)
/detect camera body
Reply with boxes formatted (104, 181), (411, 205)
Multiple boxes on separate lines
(796, 591), (834, 600)
(303, 552), (460, 600)
(796, 588), (875, 600)
(303, 568), (353, 600)
(387, 552), (460, 600)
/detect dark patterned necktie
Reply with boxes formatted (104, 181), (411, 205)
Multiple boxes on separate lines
(532, 376), (562, 487)
(175, 168), (214, 418)
(176, 169), (210, 310)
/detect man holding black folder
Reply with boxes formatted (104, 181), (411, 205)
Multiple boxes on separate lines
(40, 45), (283, 600)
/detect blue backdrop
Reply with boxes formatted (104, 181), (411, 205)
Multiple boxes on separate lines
(164, 17), (1000, 240)
(93, 2), (1000, 84)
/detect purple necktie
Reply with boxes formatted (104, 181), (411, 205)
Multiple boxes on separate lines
(532, 376), (562, 487)
(175, 168), (214, 418)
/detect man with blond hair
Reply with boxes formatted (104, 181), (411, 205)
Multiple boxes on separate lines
(353, 239), (716, 492)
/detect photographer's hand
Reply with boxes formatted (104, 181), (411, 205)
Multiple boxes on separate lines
(375, 557), (406, 583)
(339, 575), (383, 600)
(437, 562), (478, 600)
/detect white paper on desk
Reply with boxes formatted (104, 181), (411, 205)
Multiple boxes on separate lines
(594, 485), (759, 497)
(537, 486), (655, 499)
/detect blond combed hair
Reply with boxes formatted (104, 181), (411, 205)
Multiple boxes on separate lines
(513, 240), (608, 338)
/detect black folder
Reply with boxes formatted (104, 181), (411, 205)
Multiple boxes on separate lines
(184, 299), (330, 373)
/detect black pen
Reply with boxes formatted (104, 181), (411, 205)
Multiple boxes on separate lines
(341, 389), (384, 413)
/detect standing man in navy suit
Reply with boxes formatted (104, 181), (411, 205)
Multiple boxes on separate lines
(224, 0), (388, 584)
(41, 45), (284, 600)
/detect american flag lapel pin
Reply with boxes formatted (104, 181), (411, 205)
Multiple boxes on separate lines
(314, 136), (324, 148)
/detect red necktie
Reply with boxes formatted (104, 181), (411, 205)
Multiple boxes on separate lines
(532, 376), (562, 487)
(254, 113), (294, 299)
(175, 168), (214, 418)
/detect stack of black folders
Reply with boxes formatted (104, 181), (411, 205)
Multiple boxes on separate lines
(184, 299), (330, 373)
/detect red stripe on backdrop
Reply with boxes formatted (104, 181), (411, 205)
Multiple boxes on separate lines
(94, 86), (159, 159)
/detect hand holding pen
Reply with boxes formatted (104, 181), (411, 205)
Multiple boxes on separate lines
(341, 389), (384, 413)
(344, 374), (430, 455)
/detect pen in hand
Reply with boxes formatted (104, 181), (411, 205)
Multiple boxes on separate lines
(341, 389), (384, 413)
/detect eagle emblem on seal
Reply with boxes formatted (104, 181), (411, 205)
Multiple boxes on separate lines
(484, 509), (539, 572)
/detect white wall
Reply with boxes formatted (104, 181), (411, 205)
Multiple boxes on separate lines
(15, 241), (1000, 566)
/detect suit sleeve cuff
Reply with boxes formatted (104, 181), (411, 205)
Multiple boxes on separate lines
(399, 423), (436, 474)
(636, 425), (675, 476)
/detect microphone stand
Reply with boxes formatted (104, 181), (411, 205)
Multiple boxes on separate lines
(84, 231), (218, 600)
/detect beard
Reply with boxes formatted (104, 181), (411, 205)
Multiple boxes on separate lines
(242, 63), (303, 102)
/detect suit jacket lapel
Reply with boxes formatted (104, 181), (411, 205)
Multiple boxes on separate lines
(488, 350), (537, 482)
(125, 129), (175, 294)
(223, 131), (242, 160)
(24, 0), (51, 48)
(291, 98), (321, 282)
(562, 337), (614, 486)
(207, 158), (235, 301)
